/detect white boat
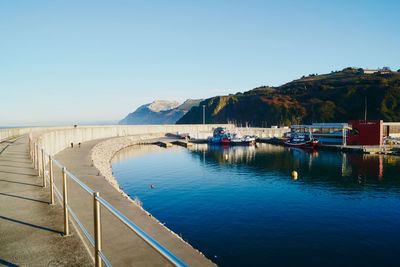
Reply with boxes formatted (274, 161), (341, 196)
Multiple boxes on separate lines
(230, 134), (256, 146)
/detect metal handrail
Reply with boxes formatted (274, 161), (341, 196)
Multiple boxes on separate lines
(52, 158), (63, 169)
(52, 179), (64, 202)
(65, 169), (95, 194)
(99, 251), (112, 267)
(30, 138), (187, 267)
(46, 173), (96, 248)
(96, 196), (187, 267)
(67, 205), (95, 246)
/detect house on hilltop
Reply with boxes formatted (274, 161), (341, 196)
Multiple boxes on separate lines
(361, 68), (392, 74)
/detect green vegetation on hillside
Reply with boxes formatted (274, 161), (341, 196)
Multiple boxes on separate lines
(177, 68), (400, 126)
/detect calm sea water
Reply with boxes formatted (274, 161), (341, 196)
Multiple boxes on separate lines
(111, 144), (400, 266)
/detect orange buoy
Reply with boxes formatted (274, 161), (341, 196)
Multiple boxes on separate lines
(151, 184), (154, 189)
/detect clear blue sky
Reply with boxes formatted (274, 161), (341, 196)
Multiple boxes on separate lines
(1, 0), (399, 126)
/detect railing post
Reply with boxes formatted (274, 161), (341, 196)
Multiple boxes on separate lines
(39, 148), (42, 177)
(29, 138), (31, 159)
(42, 149), (46, 187)
(38, 146), (42, 177)
(49, 155), (54, 205)
(93, 192), (102, 267)
(35, 144), (39, 176)
(62, 167), (70, 236)
(32, 143), (35, 167)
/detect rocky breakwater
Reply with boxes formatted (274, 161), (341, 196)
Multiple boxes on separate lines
(91, 134), (162, 199)
(90, 134), (216, 266)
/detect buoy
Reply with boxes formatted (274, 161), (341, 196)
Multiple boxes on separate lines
(224, 154), (228, 160)
(292, 170), (298, 180)
(151, 184), (154, 189)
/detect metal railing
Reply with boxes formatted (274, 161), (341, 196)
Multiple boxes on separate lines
(29, 137), (187, 267)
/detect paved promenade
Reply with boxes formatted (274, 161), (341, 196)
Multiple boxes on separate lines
(0, 136), (92, 266)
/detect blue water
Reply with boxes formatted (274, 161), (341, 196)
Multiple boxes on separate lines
(111, 144), (400, 266)
(0, 126), (26, 129)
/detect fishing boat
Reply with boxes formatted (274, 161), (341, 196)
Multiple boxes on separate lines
(207, 127), (226, 144)
(230, 134), (256, 145)
(284, 132), (318, 148)
(208, 127), (256, 145)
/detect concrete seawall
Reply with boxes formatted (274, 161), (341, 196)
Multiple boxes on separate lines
(34, 125), (231, 155)
(0, 126), (75, 142)
(2, 124), (289, 148)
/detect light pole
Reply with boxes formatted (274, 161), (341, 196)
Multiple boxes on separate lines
(202, 105), (205, 124)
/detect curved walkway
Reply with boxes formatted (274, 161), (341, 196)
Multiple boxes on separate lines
(54, 137), (215, 266)
(0, 137), (92, 266)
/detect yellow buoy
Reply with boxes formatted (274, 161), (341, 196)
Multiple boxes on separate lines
(292, 170), (298, 180)
(225, 154), (228, 160)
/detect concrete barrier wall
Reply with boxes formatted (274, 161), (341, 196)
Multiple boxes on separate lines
(3, 125), (289, 155)
(1, 127), (38, 142)
(0, 126), (77, 142)
(34, 125), (231, 156)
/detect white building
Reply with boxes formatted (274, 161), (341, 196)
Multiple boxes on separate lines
(361, 69), (391, 74)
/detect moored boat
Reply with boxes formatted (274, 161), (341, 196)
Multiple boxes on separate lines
(284, 132), (318, 148)
(208, 127), (256, 146)
(230, 134), (256, 145)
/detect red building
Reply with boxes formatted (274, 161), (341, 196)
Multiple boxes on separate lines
(347, 120), (383, 146)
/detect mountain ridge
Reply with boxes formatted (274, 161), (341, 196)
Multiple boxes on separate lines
(119, 99), (203, 125)
(177, 68), (400, 126)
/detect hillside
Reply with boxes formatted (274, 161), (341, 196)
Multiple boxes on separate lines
(177, 68), (400, 126)
(119, 99), (202, 125)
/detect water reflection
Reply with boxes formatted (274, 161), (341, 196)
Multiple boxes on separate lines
(188, 143), (400, 191)
(111, 142), (400, 267)
(112, 143), (400, 193)
(190, 144), (257, 165)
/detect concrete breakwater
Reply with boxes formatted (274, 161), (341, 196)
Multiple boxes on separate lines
(52, 137), (215, 266)
(6, 124), (289, 266)
(34, 125), (229, 155)
(29, 125), (227, 266)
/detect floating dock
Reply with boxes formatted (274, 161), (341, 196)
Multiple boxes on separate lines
(189, 139), (208, 144)
(172, 140), (193, 148)
(153, 141), (173, 148)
